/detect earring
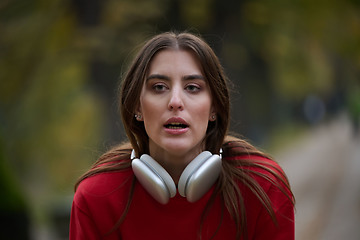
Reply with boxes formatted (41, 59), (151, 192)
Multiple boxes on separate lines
(135, 114), (142, 120)
(211, 115), (216, 120)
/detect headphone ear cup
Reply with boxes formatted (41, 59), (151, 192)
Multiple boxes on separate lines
(132, 154), (176, 204)
(178, 151), (222, 202)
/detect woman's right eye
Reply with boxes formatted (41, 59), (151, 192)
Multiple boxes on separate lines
(152, 83), (168, 92)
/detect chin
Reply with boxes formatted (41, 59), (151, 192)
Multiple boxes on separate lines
(163, 142), (202, 156)
(165, 144), (190, 154)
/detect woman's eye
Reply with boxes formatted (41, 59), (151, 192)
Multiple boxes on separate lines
(152, 83), (167, 92)
(185, 84), (201, 92)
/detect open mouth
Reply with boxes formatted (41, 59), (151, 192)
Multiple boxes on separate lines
(164, 123), (189, 129)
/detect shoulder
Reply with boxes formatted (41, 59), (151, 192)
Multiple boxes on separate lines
(75, 148), (133, 197)
(77, 169), (133, 195)
(229, 155), (295, 238)
(224, 154), (292, 199)
(224, 154), (284, 177)
(72, 167), (134, 226)
(71, 164), (134, 237)
(73, 166), (134, 209)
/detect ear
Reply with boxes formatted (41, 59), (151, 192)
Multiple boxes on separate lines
(135, 105), (143, 121)
(209, 108), (217, 121)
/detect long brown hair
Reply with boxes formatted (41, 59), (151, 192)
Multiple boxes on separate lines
(120, 32), (229, 157)
(75, 32), (294, 239)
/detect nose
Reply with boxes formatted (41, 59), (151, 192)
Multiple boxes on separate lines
(168, 88), (184, 111)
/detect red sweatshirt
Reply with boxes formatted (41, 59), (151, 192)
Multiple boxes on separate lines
(70, 155), (294, 239)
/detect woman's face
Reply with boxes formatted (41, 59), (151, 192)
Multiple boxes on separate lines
(138, 49), (215, 158)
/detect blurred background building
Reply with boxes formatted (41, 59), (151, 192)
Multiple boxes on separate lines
(0, 0), (359, 239)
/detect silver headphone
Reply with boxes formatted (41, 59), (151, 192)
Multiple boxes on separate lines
(131, 150), (222, 204)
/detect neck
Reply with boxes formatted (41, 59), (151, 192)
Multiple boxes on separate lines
(148, 148), (201, 184)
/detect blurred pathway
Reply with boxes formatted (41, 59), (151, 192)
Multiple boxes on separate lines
(275, 114), (360, 240)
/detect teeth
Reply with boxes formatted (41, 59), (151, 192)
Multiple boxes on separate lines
(166, 122), (187, 129)
(167, 126), (183, 129)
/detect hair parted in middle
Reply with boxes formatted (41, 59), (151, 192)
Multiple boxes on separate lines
(120, 32), (230, 157)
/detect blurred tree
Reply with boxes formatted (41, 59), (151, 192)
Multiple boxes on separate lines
(0, 0), (106, 236)
(0, 140), (30, 239)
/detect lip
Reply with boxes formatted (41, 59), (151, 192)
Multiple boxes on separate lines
(164, 117), (189, 135)
(164, 117), (189, 126)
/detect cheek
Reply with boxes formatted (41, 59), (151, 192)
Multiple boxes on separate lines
(139, 99), (156, 136)
(198, 95), (212, 115)
(140, 95), (162, 123)
(191, 100), (212, 124)
(139, 93), (152, 115)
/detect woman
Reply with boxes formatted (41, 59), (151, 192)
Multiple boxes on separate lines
(70, 32), (295, 240)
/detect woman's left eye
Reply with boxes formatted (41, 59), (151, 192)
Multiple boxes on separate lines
(185, 84), (201, 92)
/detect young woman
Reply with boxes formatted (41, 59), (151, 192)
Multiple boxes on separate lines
(70, 32), (295, 240)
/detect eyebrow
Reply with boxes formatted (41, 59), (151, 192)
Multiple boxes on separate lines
(146, 74), (205, 81)
(183, 74), (205, 81)
(146, 74), (170, 81)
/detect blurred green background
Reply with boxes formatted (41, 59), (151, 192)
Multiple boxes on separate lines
(0, 0), (359, 239)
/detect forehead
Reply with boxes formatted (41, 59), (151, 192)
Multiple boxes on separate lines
(147, 49), (203, 75)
